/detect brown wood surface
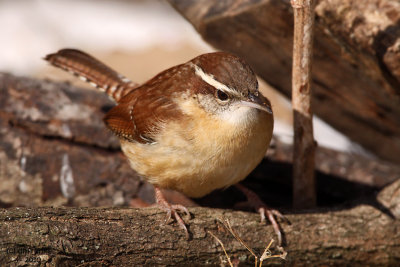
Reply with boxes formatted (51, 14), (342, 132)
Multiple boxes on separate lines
(291, 0), (317, 208)
(1, 180), (400, 266)
(168, 0), (400, 164)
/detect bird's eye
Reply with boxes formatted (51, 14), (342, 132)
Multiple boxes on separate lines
(216, 90), (229, 101)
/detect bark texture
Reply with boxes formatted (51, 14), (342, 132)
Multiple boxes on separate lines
(168, 0), (400, 164)
(1, 73), (400, 266)
(0, 73), (150, 210)
(1, 179), (400, 266)
(291, 0), (317, 208)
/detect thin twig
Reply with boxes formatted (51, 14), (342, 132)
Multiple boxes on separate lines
(223, 219), (258, 266)
(212, 219), (286, 267)
(291, 0), (317, 208)
(208, 231), (233, 267)
(260, 239), (287, 266)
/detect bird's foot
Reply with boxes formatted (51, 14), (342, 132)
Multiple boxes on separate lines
(235, 184), (289, 246)
(154, 186), (191, 239)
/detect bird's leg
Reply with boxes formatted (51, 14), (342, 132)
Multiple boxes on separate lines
(235, 184), (289, 246)
(154, 186), (191, 239)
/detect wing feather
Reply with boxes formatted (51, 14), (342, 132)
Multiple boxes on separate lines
(104, 67), (186, 144)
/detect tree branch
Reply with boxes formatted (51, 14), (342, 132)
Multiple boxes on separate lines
(291, 0), (317, 208)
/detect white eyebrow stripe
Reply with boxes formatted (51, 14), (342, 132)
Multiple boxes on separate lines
(190, 63), (239, 97)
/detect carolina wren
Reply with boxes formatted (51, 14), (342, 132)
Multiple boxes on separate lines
(45, 49), (281, 241)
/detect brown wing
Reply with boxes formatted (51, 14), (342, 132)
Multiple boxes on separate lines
(104, 65), (187, 144)
(45, 49), (137, 102)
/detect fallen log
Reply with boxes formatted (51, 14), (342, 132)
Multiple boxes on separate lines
(1, 178), (399, 266)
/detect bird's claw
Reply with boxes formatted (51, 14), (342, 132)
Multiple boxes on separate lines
(258, 207), (290, 224)
(257, 206), (289, 247)
(155, 187), (190, 239)
(235, 184), (288, 246)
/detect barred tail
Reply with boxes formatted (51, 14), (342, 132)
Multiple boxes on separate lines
(44, 49), (137, 102)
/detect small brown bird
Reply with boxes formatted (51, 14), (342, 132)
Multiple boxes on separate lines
(45, 49), (284, 243)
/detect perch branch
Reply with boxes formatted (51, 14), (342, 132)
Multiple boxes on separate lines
(1, 188), (400, 267)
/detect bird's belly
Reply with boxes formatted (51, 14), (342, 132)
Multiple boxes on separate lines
(121, 112), (272, 198)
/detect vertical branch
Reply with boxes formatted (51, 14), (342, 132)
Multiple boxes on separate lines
(291, 0), (316, 208)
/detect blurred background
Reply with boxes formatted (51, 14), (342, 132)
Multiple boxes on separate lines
(0, 0), (362, 154)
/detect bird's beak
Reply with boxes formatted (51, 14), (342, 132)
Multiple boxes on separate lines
(238, 93), (273, 114)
